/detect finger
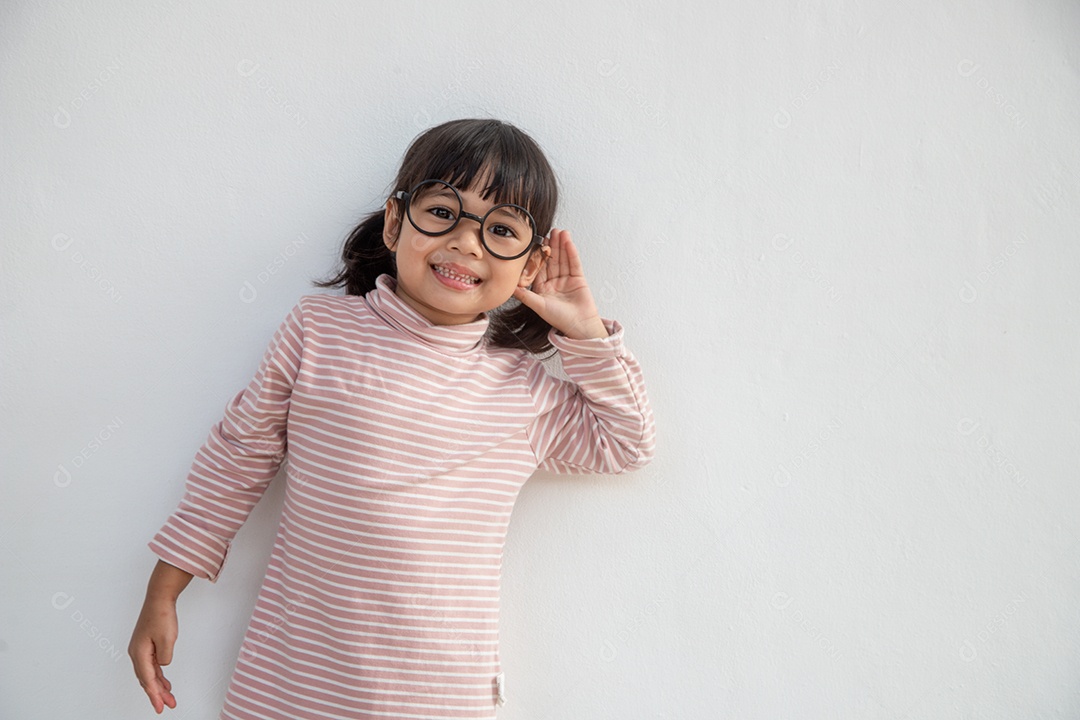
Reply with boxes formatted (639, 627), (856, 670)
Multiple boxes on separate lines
(561, 230), (581, 276)
(154, 663), (177, 709)
(534, 249), (549, 288)
(136, 674), (162, 714)
(550, 228), (565, 279)
(540, 231), (557, 278)
(156, 637), (173, 667)
(132, 643), (164, 712)
(148, 679), (167, 710)
(514, 284), (544, 313)
(548, 229), (565, 280)
(560, 230), (572, 278)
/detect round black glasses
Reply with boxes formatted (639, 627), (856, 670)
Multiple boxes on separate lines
(394, 179), (544, 261)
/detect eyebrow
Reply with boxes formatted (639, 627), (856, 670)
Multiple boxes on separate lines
(488, 205), (529, 222)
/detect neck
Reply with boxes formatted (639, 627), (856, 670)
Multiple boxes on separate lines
(392, 285), (484, 326)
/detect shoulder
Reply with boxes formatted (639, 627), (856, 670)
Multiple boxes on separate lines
(289, 292), (372, 325)
(293, 291), (363, 312)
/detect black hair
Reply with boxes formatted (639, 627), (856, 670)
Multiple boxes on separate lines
(312, 118), (560, 356)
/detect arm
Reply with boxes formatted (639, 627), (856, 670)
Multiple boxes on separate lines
(145, 558), (195, 602)
(526, 317), (656, 475)
(147, 300), (305, 583)
(511, 228), (656, 475)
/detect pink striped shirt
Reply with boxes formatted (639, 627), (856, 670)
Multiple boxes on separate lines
(148, 272), (656, 719)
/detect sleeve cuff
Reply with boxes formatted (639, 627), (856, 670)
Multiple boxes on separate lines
(547, 317), (626, 358)
(147, 517), (230, 583)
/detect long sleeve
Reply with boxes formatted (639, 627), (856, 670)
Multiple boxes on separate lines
(147, 300), (305, 583)
(525, 317), (656, 475)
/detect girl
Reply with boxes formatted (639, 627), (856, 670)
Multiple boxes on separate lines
(128, 118), (656, 719)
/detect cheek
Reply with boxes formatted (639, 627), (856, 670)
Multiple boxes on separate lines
(497, 266), (529, 287)
(403, 233), (441, 255)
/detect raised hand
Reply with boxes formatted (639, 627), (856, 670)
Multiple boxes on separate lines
(512, 228), (609, 340)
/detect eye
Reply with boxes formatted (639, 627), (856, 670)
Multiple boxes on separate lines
(488, 224), (517, 239)
(428, 205), (456, 221)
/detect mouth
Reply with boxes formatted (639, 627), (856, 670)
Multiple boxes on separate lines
(430, 263), (483, 290)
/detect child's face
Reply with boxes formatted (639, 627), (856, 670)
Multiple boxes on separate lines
(382, 179), (549, 326)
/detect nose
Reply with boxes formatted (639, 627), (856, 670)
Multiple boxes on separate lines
(446, 213), (485, 257)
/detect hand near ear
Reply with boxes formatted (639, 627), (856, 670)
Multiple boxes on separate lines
(513, 229), (609, 340)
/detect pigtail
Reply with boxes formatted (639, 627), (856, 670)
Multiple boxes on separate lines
(487, 253), (557, 358)
(489, 304), (555, 358)
(312, 209), (397, 297)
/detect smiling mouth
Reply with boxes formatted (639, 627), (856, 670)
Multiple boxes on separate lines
(431, 264), (482, 286)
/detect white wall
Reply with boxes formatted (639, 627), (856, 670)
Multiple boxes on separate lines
(3, 0), (1078, 717)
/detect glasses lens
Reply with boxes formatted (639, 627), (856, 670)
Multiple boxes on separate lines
(482, 204), (536, 259)
(408, 180), (460, 235)
(405, 180), (538, 259)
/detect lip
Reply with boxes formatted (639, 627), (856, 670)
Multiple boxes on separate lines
(431, 263), (482, 291)
(431, 262), (483, 281)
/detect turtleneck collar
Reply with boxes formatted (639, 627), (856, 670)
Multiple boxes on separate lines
(363, 273), (490, 354)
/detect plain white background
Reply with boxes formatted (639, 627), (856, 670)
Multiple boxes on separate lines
(2, 0), (1078, 717)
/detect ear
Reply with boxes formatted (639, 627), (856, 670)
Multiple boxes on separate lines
(383, 198), (402, 252)
(518, 244), (551, 287)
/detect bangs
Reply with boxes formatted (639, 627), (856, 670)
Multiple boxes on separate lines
(431, 150), (531, 211)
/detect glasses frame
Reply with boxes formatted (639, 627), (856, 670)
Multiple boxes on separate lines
(393, 179), (545, 261)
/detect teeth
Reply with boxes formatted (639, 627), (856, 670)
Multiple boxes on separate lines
(433, 265), (480, 284)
